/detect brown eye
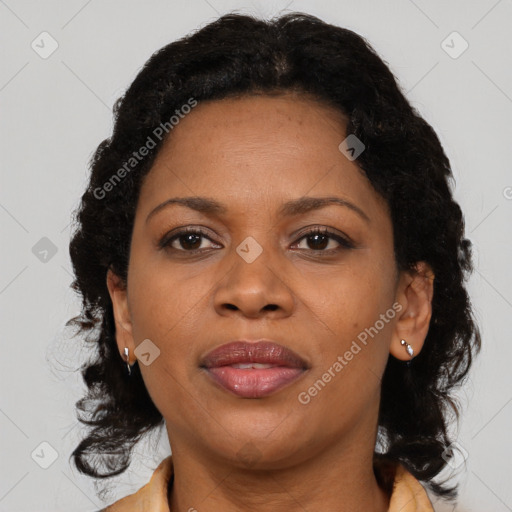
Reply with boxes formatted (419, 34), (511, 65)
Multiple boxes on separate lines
(175, 232), (203, 251)
(293, 228), (354, 253)
(159, 228), (221, 253)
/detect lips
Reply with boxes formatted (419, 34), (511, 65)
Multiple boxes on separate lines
(200, 340), (309, 398)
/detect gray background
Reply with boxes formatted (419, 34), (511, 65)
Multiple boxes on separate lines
(1, 0), (511, 510)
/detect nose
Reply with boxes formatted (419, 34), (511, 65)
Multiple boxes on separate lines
(213, 243), (295, 319)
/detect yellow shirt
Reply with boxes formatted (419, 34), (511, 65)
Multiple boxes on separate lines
(103, 456), (434, 511)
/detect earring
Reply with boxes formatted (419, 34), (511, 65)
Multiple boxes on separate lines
(400, 339), (414, 358)
(123, 347), (132, 376)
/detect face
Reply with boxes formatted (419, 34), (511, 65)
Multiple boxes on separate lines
(108, 92), (433, 469)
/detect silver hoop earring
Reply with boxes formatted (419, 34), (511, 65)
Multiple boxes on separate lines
(123, 347), (132, 376)
(400, 339), (414, 358)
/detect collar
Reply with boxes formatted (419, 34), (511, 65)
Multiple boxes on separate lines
(103, 456), (434, 511)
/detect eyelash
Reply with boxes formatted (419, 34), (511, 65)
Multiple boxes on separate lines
(158, 226), (355, 255)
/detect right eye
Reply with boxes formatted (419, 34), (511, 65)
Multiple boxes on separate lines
(159, 227), (222, 253)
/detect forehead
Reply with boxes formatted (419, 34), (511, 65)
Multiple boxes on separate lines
(137, 93), (388, 222)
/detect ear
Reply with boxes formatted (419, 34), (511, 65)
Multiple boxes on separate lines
(106, 268), (136, 365)
(390, 261), (435, 361)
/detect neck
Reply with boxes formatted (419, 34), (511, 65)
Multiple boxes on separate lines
(166, 428), (391, 512)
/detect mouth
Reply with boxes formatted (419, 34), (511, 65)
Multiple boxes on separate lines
(199, 340), (310, 399)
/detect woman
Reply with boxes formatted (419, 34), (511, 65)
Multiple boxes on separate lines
(68, 12), (481, 511)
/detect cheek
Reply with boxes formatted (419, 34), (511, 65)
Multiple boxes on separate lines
(315, 256), (394, 329)
(126, 265), (200, 408)
(299, 291), (394, 424)
(306, 258), (396, 380)
(128, 258), (206, 342)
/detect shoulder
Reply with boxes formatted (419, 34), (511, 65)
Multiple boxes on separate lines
(374, 458), (434, 511)
(102, 456), (173, 512)
(388, 464), (435, 512)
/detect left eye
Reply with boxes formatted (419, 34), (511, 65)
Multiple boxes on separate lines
(293, 228), (353, 252)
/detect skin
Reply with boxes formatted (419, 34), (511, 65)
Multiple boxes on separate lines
(107, 92), (435, 512)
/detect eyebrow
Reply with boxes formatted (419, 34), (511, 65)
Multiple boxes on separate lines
(146, 195), (370, 224)
(278, 196), (370, 223)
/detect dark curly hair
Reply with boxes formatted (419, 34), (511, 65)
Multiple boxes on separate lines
(67, 11), (481, 501)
